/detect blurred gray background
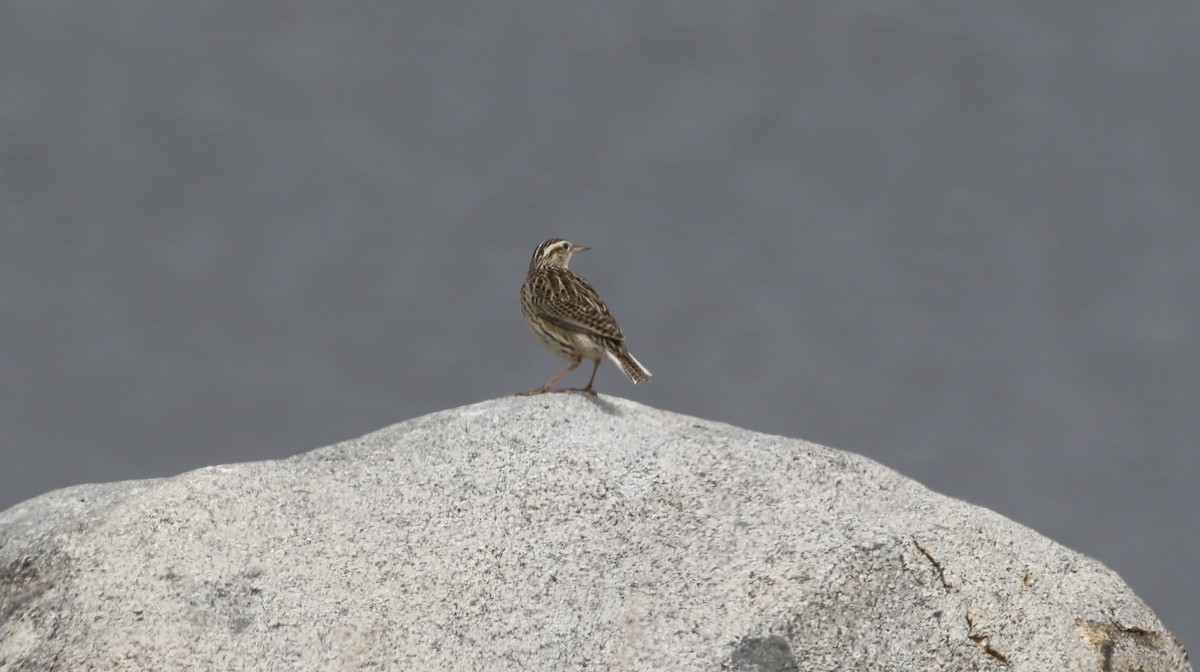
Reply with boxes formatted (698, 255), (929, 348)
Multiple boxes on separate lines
(2, 1), (1197, 653)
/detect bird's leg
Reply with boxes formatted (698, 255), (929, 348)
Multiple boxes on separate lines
(570, 360), (601, 396)
(517, 362), (580, 396)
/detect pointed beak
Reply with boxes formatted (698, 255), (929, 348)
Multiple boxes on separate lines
(571, 245), (590, 253)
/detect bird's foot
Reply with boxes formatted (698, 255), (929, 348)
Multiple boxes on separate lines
(516, 385), (597, 396)
(516, 385), (574, 396)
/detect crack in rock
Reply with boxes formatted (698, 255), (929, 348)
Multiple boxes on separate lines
(966, 612), (1011, 667)
(911, 538), (953, 593)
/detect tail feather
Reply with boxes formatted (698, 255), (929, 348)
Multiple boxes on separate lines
(607, 347), (652, 384)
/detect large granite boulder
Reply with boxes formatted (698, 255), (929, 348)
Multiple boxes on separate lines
(0, 396), (1190, 670)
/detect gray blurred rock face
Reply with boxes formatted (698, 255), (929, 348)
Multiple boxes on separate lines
(0, 397), (1189, 671)
(3, 0), (1199, 657)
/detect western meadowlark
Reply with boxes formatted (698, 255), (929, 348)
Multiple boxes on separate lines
(518, 238), (651, 395)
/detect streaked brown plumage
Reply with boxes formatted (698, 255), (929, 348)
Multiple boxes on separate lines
(518, 238), (651, 395)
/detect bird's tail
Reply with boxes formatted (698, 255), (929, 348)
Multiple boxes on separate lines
(607, 346), (652, 384)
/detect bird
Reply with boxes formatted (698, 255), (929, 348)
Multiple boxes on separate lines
(518, 238), (651, 396)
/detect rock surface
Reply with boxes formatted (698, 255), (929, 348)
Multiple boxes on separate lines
(0, 395), (1190, 671)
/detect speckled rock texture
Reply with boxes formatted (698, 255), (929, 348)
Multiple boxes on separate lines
(0, 396), (1190, 671)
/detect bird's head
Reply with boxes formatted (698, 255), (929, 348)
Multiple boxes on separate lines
(529, 238), (589, 272)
